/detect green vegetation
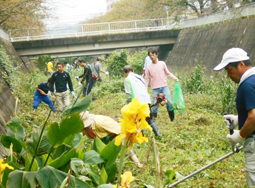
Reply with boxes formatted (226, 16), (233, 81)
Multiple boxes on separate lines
(0, 48), (246, 187)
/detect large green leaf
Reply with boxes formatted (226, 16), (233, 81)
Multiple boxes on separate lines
(100, 139), (121, 170)
(36, 166), (92, 188)
(47, 113), (84, 147)
(99, 166), (108, 184)
(6, 116), (25, 140)
(84, 150), (105, 165)
(73, 133), (83, 148)
(26, 132), (51, 156)
(48, 148), (76, 169)
(63, 134), (76, 146)
(7, 170), (37, 188)
(93, 137), (106, 154)
(1, 135), (22, 153)
(70, 158), (99, 185)
(70, 158), (84, 175)
(105, 163), (118, 182)
(61, 93), (92, 117)
(24, 154), (38, 171)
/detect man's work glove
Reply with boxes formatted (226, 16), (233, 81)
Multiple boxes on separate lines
(71, 91), (76, 99)
(223, 114), (238, 129)
(78, 82), (82, 86)
(105, 71), (109, 76)
(75, 76), (79, 80)
(227, 130), (244, 145)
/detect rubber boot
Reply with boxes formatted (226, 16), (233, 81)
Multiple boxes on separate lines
(150, 122), (162, 137)
(168, 110), (175, 121)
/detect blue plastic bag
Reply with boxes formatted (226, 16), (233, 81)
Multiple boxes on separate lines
(172, 81), (185, 114)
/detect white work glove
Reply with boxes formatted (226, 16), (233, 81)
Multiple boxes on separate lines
(75, 76), (79, 80)
(223, 114), (238, 129)
(78, 82), (82, 86)
(105, 71), (109, 76)
(71, 91), (76, 99)
(48, 91), (51, 96)
(227, 130), (244, 145)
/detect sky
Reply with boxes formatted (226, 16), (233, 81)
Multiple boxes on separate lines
(44, 0), (106, 27)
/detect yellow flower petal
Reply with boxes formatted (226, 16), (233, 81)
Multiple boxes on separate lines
(121, 171), (135, 187)
(0, 159), (14, 182)
(136, 132), (149, 144)
(115, 133), (125, 146)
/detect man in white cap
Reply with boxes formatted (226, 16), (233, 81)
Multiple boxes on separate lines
(214, 47), (255, 187)
(80, 111), (144, 168)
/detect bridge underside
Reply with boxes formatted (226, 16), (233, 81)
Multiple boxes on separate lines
(12, 29), (180, 60)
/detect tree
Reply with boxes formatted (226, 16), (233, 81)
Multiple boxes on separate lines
(0, 0), (50, 36)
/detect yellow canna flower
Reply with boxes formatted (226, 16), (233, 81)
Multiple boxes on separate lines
(115, 98), (151, 147)
(121, 171), (135, 188)
(0, 158), (14, 182)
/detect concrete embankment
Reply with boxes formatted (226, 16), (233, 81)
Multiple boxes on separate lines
(0, 28), (28, 157)
(166, 17), (255, 72)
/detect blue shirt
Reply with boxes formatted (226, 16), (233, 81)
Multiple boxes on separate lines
(143, 56), (152, 71)
(37, 82), (49, 96)
(236, 75), (255, 134)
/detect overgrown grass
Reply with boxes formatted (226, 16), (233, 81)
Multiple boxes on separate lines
(3, 49), (246, 187)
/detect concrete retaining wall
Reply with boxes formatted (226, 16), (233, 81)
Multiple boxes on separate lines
(166, 17), (255, 72)
(0, 30), (23, 157)
(0, 28), (9, 41)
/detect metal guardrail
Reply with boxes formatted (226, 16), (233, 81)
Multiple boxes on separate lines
(8, 2), (255, 42)
(9, 18), (177, 42)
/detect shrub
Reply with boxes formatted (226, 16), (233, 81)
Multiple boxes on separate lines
(36, 55), (52, 73)
(127, 50), (147, 74)
(106, 49), (128, 78)
(182, 61), (206, 93)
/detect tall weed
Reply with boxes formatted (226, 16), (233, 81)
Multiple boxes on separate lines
(181, 61), (237, 114)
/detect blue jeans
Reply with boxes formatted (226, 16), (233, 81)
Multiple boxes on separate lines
(152, 86), (173, 114)
(33, 90), (56, 111)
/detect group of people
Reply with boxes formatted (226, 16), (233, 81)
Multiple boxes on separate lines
(37, 47), (255, 186)
(34, 57), (109, 112)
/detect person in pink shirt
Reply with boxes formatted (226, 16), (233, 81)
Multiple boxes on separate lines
(145, 49), (179, 121)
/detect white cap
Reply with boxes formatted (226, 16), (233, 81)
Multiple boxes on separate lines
(213, 48), (249, 71)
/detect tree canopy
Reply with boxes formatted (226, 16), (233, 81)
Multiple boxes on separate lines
(0, 0), (49, 34)
(85, 0), (254, 24)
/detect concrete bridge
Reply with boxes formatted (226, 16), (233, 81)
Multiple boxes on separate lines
(11, 29), (180, 60)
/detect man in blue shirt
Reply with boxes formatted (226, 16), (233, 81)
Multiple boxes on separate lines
(214, 47), (255, 187)
(33, 79), (56, 112)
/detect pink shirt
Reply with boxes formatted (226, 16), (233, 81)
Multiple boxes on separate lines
(145, 61), (178, 89)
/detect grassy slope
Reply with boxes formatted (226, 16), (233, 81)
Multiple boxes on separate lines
(89, 79), (246, 187)
(12, 68), (246, 187)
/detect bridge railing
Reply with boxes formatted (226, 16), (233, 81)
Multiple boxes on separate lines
(8, 2), (255, 42)
(9, 18), (177, 42)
